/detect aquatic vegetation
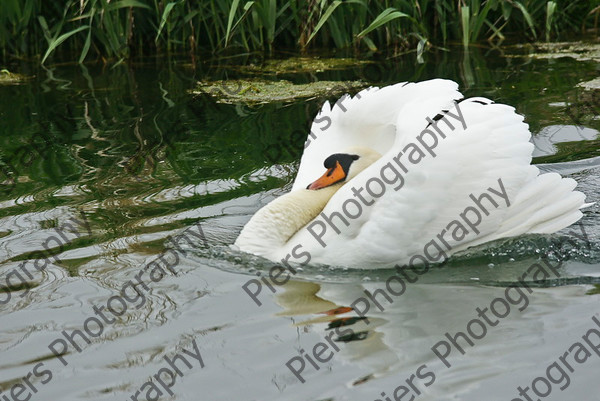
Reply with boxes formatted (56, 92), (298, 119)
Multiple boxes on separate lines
(577, 77), (600, 90)
(0, 69), (27, 85)
(518, 42), (600, 62)
(240, 57), (373, 74)
(577, 78), (600, 90)
(193, 78), (366, 104)
(0, 45), (599, 401)
(1, 0), (599, 63)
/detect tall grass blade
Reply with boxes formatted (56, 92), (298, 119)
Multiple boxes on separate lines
(514, 1), (537, 38)
(416, 36), (426, 64)
(485, 20), (506, 41)
(356, 8), (409, 38)
(42, 25), (89, 64)
(362, 36), (377, 51)
(306, 0), (342, 46)
(470, 0), (493, 42)
(225, 0), (242, 47)
(79, 23), (92, 63)
(227, 1), (256, 48)
(37, 16), (52, 45)
(156, 2), (177, 43)
(546, 1), (557, 42)
(106, 0), (152, 11)
(461, 6), (470, 48)
(267, 0), (276, 44)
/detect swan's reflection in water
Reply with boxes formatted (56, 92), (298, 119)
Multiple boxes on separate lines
(271, 275), (600, 400)
(275, 280), (401, 383)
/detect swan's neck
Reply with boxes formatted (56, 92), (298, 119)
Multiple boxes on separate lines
(234, 187), (338, 258)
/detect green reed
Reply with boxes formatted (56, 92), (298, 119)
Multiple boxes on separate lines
(0, 0), (598, 64)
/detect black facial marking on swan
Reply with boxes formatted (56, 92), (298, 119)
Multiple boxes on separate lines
(323, 153), (360, 177)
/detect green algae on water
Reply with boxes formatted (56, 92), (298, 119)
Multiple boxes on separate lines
(193, 78), (367, 104)
(0, 69), (28, 85)
(511, 42), (600, 62)
(586, 284), (600, 295)
(241, 57), (373, 74)
(577, 77), (600, 90)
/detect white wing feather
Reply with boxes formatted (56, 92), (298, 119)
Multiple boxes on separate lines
(292, 79), (462, 190)
(284, 81), (587, 268)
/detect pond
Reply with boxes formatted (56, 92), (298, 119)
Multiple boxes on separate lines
(0, 46), (599, 401)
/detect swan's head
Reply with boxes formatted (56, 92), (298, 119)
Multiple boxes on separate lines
(306, 147), (382, 190)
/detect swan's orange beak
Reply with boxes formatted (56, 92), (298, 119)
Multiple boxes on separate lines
(307, 161), (346, 190)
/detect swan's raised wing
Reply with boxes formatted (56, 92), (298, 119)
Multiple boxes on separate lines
(291, 79), (463, 191)
(286, 97), (586, 268)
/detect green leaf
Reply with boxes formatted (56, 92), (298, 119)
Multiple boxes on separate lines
(106, 0), (152, 11)
(79, 7), (95, 64)
(155, 2), (177, 43)
(267, 0), (276, 43)
(306, 0), (342, 46)
(361, 35), (377, 51)
(545, 1), (557, 42)
(461, 5), (470, 48)
(184, 10), (199, 24)
(485, 19), (506, 41)
(416, 37), (427, 63)
(225, 0), (241, 47)
(434, 1), (448, 44)
(37, 16), (52, 45)
(79, 27), (92, 64)
(514, 1), (537, 38)
(225, 1), (255, 48)
(469, 0), (494, 41)
(42, 25), (89, 64)
(356, 8), (409, 38)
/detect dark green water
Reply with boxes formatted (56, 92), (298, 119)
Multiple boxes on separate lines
(0, 48), (599, 401)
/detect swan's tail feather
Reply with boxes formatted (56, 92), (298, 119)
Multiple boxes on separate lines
(496, 172), (587, 237)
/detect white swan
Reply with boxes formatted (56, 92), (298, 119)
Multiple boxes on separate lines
(234, 79), (590, 268)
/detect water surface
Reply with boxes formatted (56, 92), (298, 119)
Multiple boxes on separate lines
(1, 48), (599, 401)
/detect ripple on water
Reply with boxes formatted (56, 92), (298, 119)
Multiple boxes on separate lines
(1, 56), (600, 400)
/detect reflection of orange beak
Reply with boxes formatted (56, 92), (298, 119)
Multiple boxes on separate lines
(307, 161), (347, 190)
(319, 306), (353, 315)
